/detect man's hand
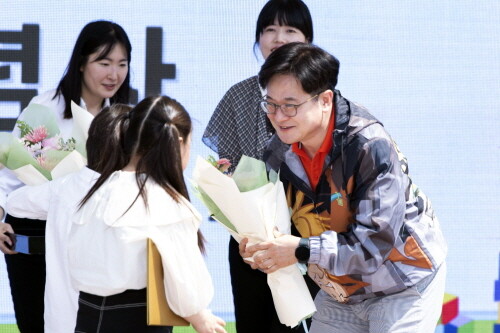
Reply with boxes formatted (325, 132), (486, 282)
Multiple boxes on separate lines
(239, 234), (301, 274)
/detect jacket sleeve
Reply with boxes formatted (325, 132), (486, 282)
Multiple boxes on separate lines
(309, 133), (407, 276)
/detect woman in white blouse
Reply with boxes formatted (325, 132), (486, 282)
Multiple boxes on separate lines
(70, 96), (225, 333)
(0, 20), (133, 333)
(6, 104), (132, 332)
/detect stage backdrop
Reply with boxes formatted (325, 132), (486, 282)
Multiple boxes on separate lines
(1, 0), (499, 329)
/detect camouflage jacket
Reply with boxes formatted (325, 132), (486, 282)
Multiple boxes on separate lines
(264, 91), (447, 304)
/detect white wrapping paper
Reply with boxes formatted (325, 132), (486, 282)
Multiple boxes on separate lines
(192, 155), (316, 327)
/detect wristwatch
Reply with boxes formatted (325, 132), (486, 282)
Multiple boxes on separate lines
(295, 238), (310, 264)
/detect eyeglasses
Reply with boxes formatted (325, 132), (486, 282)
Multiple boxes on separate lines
(259, 93), (320, 117)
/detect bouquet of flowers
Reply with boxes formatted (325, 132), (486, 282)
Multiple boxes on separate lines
(0, 102), (90, 185)
(191, 155), (316, 328)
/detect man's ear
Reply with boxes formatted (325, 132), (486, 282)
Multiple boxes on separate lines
(320, 89), (334, 112)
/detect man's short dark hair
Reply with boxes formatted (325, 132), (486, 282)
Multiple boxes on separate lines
(258, 42), (340, 95)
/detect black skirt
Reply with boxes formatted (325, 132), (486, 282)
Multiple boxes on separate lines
(75, 288), (172, 333)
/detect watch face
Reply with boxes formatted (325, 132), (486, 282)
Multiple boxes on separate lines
(295, 245), (310, 262)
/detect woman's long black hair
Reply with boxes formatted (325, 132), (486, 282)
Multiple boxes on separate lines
(55, 20), (132, 118)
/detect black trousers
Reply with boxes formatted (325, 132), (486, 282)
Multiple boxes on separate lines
(228, 236), (320, 333)
(4, 215), (46, 333)
(75, 289), (172, 333)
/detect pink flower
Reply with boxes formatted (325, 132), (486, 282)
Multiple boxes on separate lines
(206, 155), (232, 174)
(216, 158), (231, 173)
(41, 136), (60, 150)
(25, 126), (48, 144)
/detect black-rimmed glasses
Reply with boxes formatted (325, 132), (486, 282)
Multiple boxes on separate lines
(259, 93), (319, 117)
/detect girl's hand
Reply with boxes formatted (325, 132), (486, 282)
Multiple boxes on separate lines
(185, 309), (227, 333)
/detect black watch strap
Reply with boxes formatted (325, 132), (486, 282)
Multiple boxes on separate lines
(295, 237), (310, 264)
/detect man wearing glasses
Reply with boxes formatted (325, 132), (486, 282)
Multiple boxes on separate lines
(240, 42), (447, 333)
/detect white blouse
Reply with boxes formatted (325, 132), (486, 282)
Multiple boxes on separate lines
(67, 170), (214, 317)
(6, 167), (100, 333)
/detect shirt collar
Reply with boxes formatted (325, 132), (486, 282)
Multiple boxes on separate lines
(292, 106), (335, 158)
(80, 98), (111, 110)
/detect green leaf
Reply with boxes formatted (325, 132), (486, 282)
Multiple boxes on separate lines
(16, 120), (33, 138)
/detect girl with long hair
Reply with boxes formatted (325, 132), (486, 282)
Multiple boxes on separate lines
(68, 96), (227, 333)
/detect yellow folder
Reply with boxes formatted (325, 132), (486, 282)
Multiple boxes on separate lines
(147, 238), (189, 326)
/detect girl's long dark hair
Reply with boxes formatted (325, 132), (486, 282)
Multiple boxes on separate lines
(55, 20), (132, 118)
(80, 103), (131, 203)
(81, 96), (205, 252)
(86, 104), (131, 172)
